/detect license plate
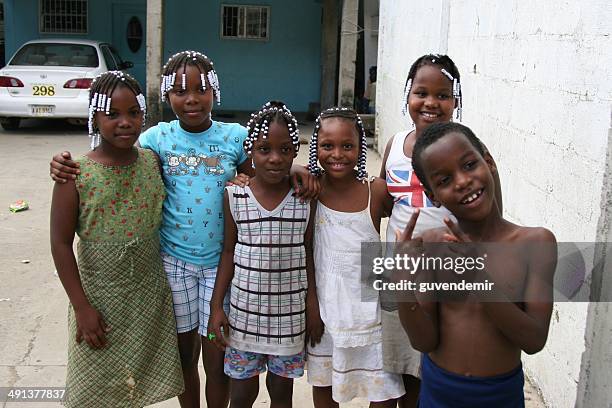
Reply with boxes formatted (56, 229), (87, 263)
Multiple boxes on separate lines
(32, 84), (56, 96)
(30, 105), (55, 116)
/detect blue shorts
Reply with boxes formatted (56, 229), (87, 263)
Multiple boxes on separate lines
(224, 348), (305, 380)
(162, 252), (230, 335)
(419, 353), (525, 408)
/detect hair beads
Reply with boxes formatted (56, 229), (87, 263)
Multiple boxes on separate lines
(401, 78), (412, 116)
(308, 107), (368, 182)
(401, 54), (463, 121)
(160, 50), (221, 104)
(244, 101), (300, 156)
(87, 70), (145, 150)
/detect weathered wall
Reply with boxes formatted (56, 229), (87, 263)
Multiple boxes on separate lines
(376, 0), (450, 146)
(376, 1), (612, 406)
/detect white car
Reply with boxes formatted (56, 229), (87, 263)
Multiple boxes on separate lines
(0, 39), (132, 130)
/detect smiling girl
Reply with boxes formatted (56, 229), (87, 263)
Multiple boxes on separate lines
(306, 107), (404, 407)
(50, 71), (183, 407)
(208, 101), (322, 408)
(48, 51), (318, 407)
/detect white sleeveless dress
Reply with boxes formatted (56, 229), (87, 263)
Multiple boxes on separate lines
(307, 180), (405, 403)
(382, 130), (455, 375)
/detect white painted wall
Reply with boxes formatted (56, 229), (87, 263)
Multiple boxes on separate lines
(376, 1), (612, 406)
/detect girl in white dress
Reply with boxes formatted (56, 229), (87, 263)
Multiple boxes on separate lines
(306, 107), (405, 407)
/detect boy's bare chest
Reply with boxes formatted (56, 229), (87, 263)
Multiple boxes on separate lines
(481, 243), (529, 301)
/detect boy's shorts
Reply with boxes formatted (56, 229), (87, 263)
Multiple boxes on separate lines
(224, 348), (305, 380)
(419, 353), (524, 408)
(162, 252), (230, 335)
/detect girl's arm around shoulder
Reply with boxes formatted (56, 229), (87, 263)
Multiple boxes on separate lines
(370, 176), (393, 220)
(50, 151), (80, 183)
(236, 158), (255, 178)
(208, 189), (238, 349)
(290, 164), (321, 201)
(305, 199), (324, 347)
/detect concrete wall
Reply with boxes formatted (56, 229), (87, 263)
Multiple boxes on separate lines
(376, 0), (450, 144)
(377, 1), (612, 406)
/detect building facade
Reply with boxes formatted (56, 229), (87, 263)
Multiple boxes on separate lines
(3, 0), (326, 112)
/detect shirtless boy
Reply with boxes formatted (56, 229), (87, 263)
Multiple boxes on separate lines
(395, 122), (557, 407)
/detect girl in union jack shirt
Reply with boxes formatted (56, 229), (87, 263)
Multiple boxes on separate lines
(379, 54), (502, 407)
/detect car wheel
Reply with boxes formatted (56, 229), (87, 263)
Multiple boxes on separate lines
(0, 118), (21, 131)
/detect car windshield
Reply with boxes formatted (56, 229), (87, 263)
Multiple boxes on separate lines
(9, 43), (99, 67)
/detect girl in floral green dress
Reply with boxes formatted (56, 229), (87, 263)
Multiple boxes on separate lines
(50, 71), (183, 407)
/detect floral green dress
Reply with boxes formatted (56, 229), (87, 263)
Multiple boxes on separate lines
(64, 148), (183, 407)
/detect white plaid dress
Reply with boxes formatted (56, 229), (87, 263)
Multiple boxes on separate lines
(226, 185), (310, 356)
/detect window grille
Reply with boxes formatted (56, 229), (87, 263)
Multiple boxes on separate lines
(221, 5), (269, 40)
(40, 0), (87, 34)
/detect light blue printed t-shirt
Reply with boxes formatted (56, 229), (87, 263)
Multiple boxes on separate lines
(139, 120), (248, 266)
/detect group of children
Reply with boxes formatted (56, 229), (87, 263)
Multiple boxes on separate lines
(50, 51), (556, 407)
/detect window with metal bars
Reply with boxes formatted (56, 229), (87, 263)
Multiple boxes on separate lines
(39, 0), (87, 34)
(221, 5), (269, 40)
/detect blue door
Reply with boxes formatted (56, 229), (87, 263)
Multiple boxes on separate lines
(112, 3), (146, 88)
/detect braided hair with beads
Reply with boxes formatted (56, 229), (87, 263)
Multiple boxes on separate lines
(244, 101), (300, 161)
(160, 50), (220, 104)
(308, 107), (368, 182)
(87, 70), (146, 150)
(401, 54), (462, 121)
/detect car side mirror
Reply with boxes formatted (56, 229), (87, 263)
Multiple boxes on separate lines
(120, 61), (134, 69)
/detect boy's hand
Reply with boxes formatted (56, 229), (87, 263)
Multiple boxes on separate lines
(305, 293), (324, 347)
(440, 218), (486, 300)
(207, 307), (230, 351)
(442, 217), (471, 243)
(226, 173), (250, 187)
(442, 218), (480, 264)
(290, 165), (321, 202)
(74, 305), (110, 349)
(394, 210), (423, 269)
(50, 151), (80, 183)
(391, 211), (425, 303)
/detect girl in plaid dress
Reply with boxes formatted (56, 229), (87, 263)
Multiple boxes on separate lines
(50, 71), (183, 407)
(208, 101), (323, 407)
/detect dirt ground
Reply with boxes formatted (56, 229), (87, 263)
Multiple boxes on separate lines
(0, 117), (545, 407)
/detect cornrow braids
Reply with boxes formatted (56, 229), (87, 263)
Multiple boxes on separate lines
(308, 107), (368, 182)
(412, 122), (484, 191)
(401, 54), (462, 121)
(88, 70), (145, 150)
(244, 101), (300, 157)
(160, 50), (220, 104)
